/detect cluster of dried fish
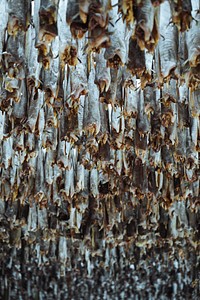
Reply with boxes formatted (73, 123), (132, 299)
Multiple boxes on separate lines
(0, 0), (199, 298)
(0, 242), (199, 299)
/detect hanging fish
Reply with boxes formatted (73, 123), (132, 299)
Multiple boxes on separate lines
(66, 0), (88, 39)
(83, 63), (101, 136)
(0, 0), (8, 63)
(34, 146), (45, 200)
(127, 38), (151, 86)
(12, 129), (24, 152)
(40, 39), (59, 96)
(38, 0), (58, 43)
(111, 105), (124, 149)
(2, 136), (13, 169)
(118, 0), (134, 26)
(4, 32), (25, 73)
(26, 89), (44, 133)
(185, 64), (200, 90)
(37, 206), (48, 229)
(169, 0), (192, 32)
(95, 50), (111, 93)
(7, 0), (31, 36)
(134, 0), (160, 52)
(158, 1), (179, 82)
(104, 4), (127, 68)
(186, 12), (200, 67)
(90, 167), (99, 198)
(12, 80), (27, 119)
(86, 0), (110, 52)
(44, 149), (55, 185)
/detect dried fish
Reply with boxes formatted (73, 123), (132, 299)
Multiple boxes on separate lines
(0, 0), (8, 64)
(60, 45), (78, 67)
(83, 65), (101, 135)
(189, 87), (200, 117)
(25, 132), (36, 152)
(34, 147), (45, 198)
(62, 165), (75, 198)
(185, 64), (200, 90)
(26, 89), (44, 133)
(90, 167), (99, 198)
(118, 0), (134, 25)
(40, 39), (59, 95)
(124, 85), (138, 134)
(42, 124), (57, 150)
(38, 207), (48, 229)
(38, 0), (58, 43)
(178, 99), (190, 129)
(104, 68), (119, 106)
(44, 149), (54, 185)
(95, 50), (111, 93)
(158, 1), (179, 81)
(66, 0), (88, 39)
(12, 80), (27, 119)
(7, 0), (31, 35)
(4, 31), (25, 72)
(2, 136), (13, 169)
(58, 235), (67, 267)
(127, 38), (146, 78)
(0, 0), (199, 294)
(134, 0), (159, 52)
(137, 89), (151, 137)
(86, 0), (110, 52)
(169, 0), (192, 32)
(36, 107), (45, 137)
(190, 115), (199, 147)
(186, 12), (200, 67)
(111, 105), (124, 149)
(105, 5), (127, 68)
(27, 202), (37, 231)
(13, 130), (24, 152)
(70, 63), (88, 102)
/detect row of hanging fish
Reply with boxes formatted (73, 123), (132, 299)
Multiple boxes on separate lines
(0, 0), (199, 287)
(0, 237), (199, 299)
